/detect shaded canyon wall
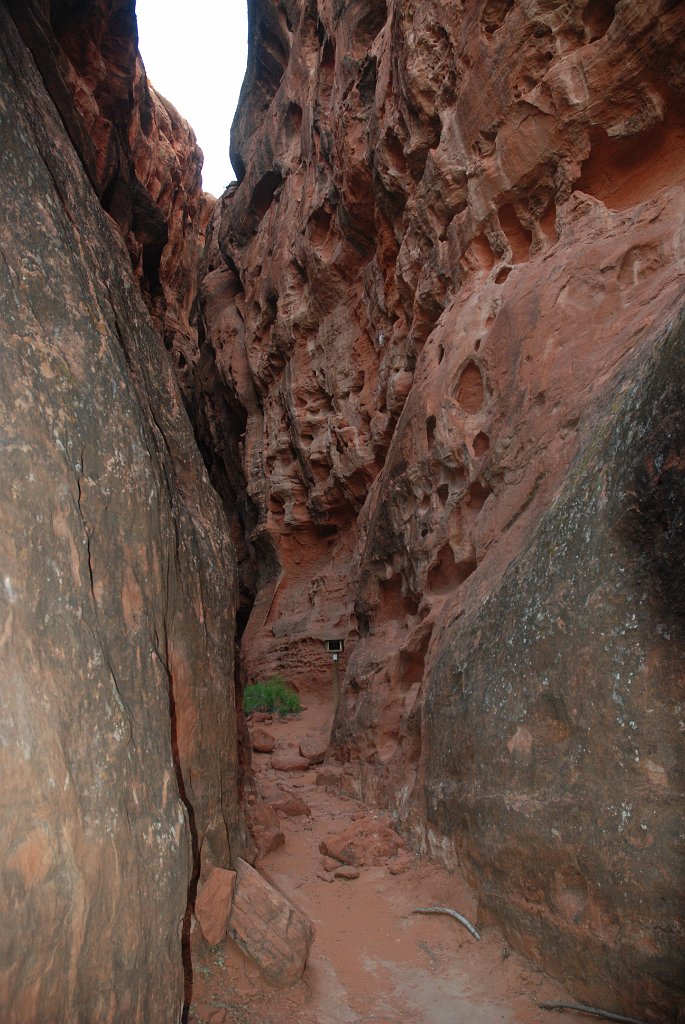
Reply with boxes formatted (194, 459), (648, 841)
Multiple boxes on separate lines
(197, 0), (685, 1017)
(0, 2), (248, 1020)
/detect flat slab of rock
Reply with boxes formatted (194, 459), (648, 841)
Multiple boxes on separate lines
(251, 727), (276, 753)
(334, 865), (360, 880)
(195, 868), (237, 946)
(228, 859), (314, 986)
(269, 793), (311, 817)
(271, 749), (310, 772)
(319, 817), (404, 866)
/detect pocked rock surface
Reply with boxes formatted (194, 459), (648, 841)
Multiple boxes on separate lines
(195, 0), (685, 1017)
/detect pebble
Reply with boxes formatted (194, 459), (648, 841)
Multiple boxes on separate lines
(334, 865), (360, 880)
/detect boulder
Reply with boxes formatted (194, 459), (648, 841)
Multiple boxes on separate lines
(319, 818), (404, 867)
(271, 750), (310, 772)
(251, 727), (276, 753)
(246, 803), (285, 859)
(195, 868), (237, 946)
(334, 865), (360, 881)
(227, 859), (314, 986)
(315, 766), (343, 788)
(299, 734), (328, 765)
(269, 793), (311, 817)
(388, 853), (413, 876)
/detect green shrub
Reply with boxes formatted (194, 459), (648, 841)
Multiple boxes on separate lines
(244, 676), (301, 716)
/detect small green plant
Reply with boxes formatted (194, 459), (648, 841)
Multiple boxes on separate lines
(244, 676), (301, 716)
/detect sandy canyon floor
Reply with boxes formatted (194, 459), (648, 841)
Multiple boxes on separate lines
(188, 690), (577, 1024)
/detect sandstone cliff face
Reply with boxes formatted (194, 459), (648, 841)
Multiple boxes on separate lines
(7, 0), (213, 401)
(0, 4), (247, 1020)
(199, 0), (685, 1015)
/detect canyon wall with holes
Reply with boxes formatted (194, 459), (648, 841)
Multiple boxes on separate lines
(200, 0), (685, 1016)
(0, 2), (248, 1020)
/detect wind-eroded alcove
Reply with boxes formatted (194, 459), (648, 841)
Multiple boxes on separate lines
(0, 0), (683, 1022)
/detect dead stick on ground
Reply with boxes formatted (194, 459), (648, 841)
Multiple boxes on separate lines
(538, 1001), (651, 1024)
(411, 906), (481, 941)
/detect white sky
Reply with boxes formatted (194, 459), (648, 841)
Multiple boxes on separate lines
(135, 0), (248, 197)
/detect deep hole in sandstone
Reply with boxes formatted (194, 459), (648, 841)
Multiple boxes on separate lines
(481, 0), (515, 34)
(375, 574), (420, 623)
(426, 415), (436, 447)
(353, 0), (388, 49)
(577, 101), (685, 210)
(473, 431), (490, 457)
(250, 170), (283, 221)
(582, 0), (616, 41)
(470, 233), (496, 273)
(467, 479), (493, 511)
(287, 100), (303, 131)
(307, 203), (333, 246)
(455, 360), (486, 413)
(428, 544), (477, 593)
(498, 203), (532, 263)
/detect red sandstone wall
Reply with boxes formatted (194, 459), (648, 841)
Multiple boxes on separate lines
(0, 2), (249, 1018)
(207, 0), (685, 687)
(8, 0), (214, 400)
(197, 0), (685, 1016)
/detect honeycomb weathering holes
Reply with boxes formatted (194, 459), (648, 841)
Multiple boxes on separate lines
(455, 360), (486, 414)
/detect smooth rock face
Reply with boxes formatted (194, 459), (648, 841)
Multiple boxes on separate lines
(424, 310), (685, 1015)
(0, 5), (246, 1021)
(227, 859), (314, 986)
(197, 0), (685, 1016)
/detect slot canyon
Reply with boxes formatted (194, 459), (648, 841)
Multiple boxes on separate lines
(0, 0), (684, 1021)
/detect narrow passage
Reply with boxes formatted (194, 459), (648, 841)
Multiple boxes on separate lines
(189, 691), (571, 1024)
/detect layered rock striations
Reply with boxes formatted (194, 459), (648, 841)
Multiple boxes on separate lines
(0, 2), (247, 1020)
(199, 0), (685, 1016)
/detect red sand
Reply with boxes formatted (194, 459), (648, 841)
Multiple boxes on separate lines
(188, 690), (574, 1023)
